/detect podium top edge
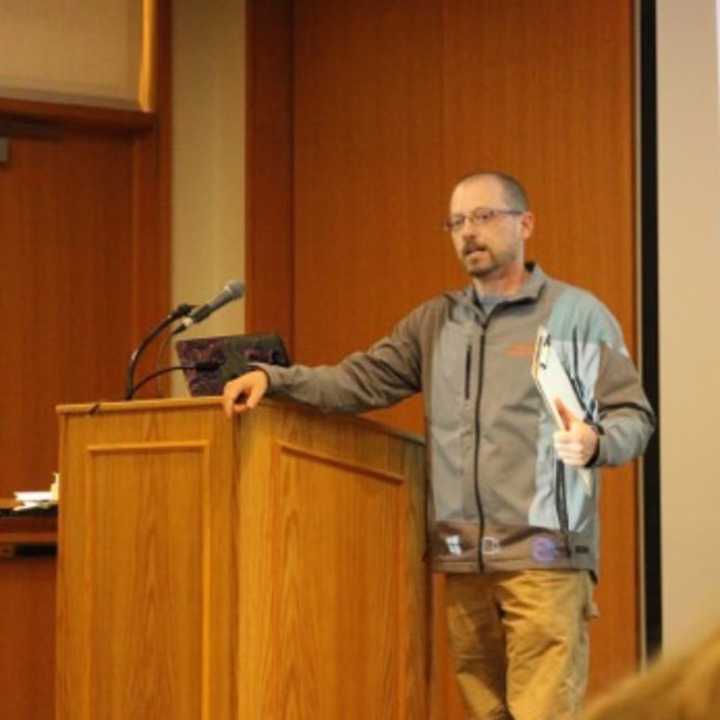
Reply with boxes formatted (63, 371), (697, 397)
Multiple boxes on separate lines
(56, 396), (222, 415)
(55, 397), (426, 446)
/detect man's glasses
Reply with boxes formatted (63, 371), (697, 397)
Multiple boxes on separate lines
(443, 207), (524, 234)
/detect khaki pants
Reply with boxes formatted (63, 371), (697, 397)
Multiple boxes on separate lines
(445, 569), (595, 720)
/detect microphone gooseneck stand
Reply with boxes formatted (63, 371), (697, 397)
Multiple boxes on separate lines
(125, 303), (195, 400)
(129, 361), (223, 397)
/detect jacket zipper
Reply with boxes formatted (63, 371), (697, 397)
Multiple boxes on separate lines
(473, 324), (488, 572)
(557, 331), (579, 557)
(464, 343), (472, 400)
(555, 460), (573, 558)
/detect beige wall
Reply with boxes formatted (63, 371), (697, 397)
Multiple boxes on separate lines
(171, 0), (246, 395)
(656, 0), (720, 652)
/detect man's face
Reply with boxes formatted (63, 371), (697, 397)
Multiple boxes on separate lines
(448, 177), (534, 280)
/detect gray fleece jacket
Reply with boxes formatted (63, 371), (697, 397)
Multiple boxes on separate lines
(257, 263), (655, 576)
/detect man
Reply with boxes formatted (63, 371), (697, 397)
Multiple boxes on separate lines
(222, 172), (655, 719)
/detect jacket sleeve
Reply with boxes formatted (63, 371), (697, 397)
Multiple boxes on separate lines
(253, 308), (423, 413)
(589, 307), (656, 467)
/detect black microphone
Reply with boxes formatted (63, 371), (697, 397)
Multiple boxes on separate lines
(173, 280), (245, 335)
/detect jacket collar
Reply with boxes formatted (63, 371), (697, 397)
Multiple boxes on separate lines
(448, 261), (547, 309)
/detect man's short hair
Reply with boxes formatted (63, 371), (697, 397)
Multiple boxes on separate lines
(454, 171), (529, 211)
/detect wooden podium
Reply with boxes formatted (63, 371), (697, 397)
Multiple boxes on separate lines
(56, 398), (429, 719)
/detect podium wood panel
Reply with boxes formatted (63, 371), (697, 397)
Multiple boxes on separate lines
(56, 398), (427, 720)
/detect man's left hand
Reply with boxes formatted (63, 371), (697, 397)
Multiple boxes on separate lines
(553, 399), (599, 467)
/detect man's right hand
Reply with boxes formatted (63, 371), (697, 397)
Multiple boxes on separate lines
(222, 370), (269, 418)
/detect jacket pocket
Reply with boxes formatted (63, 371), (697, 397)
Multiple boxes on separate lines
(431, 324), (472, 429)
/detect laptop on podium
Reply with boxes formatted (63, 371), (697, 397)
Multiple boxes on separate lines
(175, 333), (290, 396)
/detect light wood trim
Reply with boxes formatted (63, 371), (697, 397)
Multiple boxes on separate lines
(86, 441), (209, 454)
(200, 433), (213, 720)
(276, 441), (407, 484)
(57, 396), (224, 414)
(57, 397), (426, 447)
(138, 0), (158, 111)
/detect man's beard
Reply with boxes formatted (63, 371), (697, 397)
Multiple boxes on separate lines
(468, 261), (498, 278)
(464, 247), (498, 277)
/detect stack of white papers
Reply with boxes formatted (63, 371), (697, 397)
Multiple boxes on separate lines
(13, 491), (56, 511)
(531, 326), (593, 495)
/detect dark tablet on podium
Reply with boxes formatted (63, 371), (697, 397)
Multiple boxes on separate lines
(175, 333), (290, 396)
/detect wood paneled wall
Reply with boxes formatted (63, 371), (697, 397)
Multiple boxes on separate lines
(248, 0), (640, 710)
(245, 0), (294, 350)
(0, 8), (171, 497)
(0, 7), (171, 720)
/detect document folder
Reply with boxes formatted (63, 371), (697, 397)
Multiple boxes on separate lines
(532, 326), (593, 494)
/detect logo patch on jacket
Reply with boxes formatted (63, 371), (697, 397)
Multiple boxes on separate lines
(482, 536), (502, 555)
(532, 536), (558, 563)
(446, 535), (463, 556)
(505, 342), (536, 358)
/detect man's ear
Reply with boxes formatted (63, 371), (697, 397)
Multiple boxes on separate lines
(520, 211), (535, 240)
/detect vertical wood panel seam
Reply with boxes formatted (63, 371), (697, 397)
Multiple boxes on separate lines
(201, 441), (212, 720)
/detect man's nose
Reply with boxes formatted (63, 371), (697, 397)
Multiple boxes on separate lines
(460, 221), (477, 239)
